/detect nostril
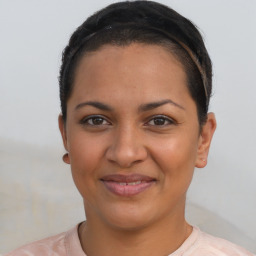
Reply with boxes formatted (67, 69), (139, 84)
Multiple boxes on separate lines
(134, 159), (143, 164)
(105, 133), (148, 167)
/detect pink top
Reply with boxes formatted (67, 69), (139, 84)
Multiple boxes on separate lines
(5, 224), (255, 256)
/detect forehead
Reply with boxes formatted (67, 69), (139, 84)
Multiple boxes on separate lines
(72, 43), (189, 98)
(76, 43), (185, 73)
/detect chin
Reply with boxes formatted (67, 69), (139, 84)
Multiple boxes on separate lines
(96, 202), (160, 232)
(106, 214), (153, 232)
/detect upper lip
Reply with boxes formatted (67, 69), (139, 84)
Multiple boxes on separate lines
(100, 174), (156, 183)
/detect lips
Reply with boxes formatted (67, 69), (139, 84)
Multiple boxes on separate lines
(100, 174), (156, 197)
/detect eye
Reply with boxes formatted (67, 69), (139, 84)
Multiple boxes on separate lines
(146, 115), (175, 126)
(80, 115), (111, 126)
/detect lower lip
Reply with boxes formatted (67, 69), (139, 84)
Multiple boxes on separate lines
(102, 181), (155, 197)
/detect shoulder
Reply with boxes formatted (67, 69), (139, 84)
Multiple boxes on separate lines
(187, 227), (255, 256)
(5, 230), (68, 256)
(4, 224), (85, 256)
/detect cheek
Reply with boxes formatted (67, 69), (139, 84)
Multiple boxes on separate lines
(68, 128), (106, 170)
(149, 133), (198, 186)
(67, 130), (107, 196)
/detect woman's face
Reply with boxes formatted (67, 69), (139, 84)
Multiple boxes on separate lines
(59, 43), (215, 230)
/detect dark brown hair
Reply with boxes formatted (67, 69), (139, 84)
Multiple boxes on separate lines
(59, 1), (212, 125)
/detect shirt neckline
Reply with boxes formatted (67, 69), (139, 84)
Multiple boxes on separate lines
(65, 223), (200, 256)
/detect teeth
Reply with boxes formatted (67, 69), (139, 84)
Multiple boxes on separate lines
(129, 181), (142, 185)
(118, 181), (142, 186)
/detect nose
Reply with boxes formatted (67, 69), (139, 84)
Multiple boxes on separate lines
(106, 126), (148, 168)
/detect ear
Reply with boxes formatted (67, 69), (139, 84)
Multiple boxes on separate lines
(195, 112), (217, 168)
(58, 114), (70, 164)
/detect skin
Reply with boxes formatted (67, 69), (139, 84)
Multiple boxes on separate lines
(59, 43), (216, 256)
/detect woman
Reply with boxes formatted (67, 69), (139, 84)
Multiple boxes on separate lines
(6, 1), (255, 255)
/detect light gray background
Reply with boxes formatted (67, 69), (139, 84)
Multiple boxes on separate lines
(0, 0), (256, 254)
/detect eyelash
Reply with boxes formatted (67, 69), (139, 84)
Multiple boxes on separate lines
(145, 115), (176, 126)
(79, 115), (176, 127)
(80, 115), (111, 126)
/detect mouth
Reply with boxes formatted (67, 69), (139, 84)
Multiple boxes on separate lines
(100, 174), (156, 197)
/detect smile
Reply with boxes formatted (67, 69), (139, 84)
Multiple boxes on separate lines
(118, 181), (142, 186)
(100, 174), (156, 197)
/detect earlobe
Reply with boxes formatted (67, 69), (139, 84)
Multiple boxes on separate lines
(195, 113), (217, 168)
(58, 114), (68, 151)
(58, 115), (70, 164)
(62, 152), (70, 164)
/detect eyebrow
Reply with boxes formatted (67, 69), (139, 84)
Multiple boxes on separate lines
(74, 99), (185, 112)
(138, 99), (185, 112)
(75, 101), (113, 111)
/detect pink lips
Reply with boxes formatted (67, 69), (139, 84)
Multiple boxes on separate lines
(101, 174), (156, 197)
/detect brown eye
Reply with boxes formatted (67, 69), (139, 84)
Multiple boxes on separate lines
(90, 117), (104, 125)
(153, 117), (166, 125)
(80, 115), (110, 126)
(147, 115), (174, 126)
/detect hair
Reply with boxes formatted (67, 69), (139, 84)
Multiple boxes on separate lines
(59, 0), (212, 126)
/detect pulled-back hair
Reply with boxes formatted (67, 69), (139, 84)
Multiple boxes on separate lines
(59, 0), (212, 125)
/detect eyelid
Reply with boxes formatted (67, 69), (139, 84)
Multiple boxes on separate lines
(79, 114), (176, 127)
(79, 114), (111, 125)
(145, 115), (177, 126)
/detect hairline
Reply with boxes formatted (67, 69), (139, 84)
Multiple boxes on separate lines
(64, 39), (205, 124)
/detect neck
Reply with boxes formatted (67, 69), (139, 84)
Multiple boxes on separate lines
(79, 205), (192, 256)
